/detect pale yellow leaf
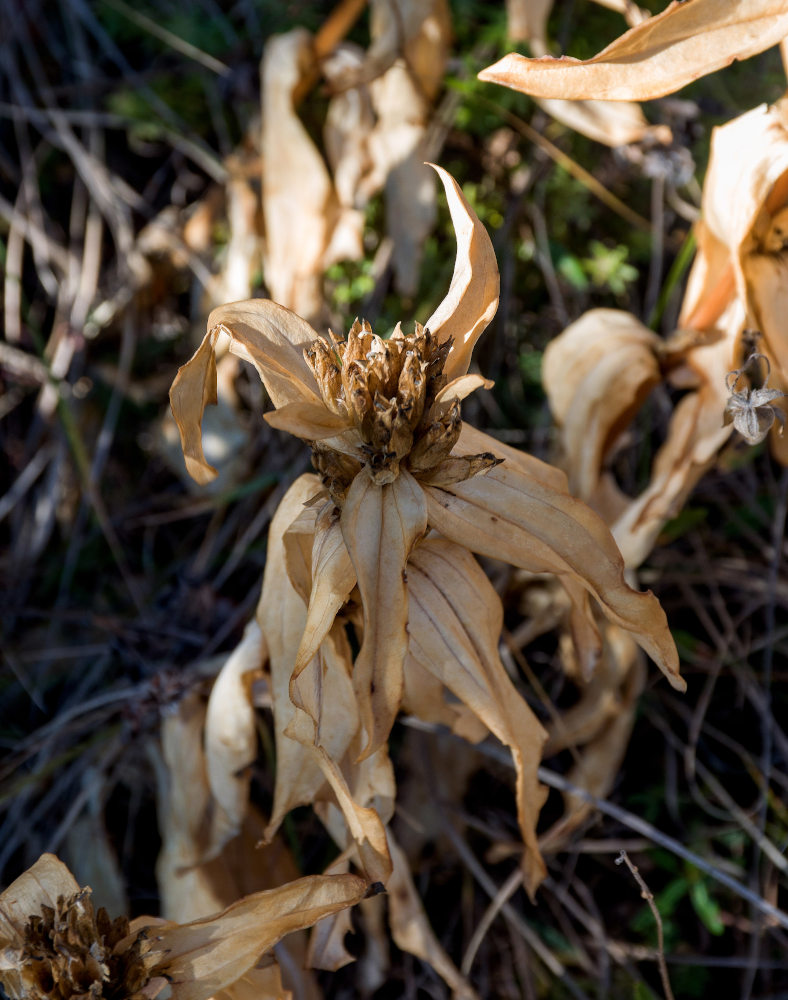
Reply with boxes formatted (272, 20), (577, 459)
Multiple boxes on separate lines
(426, 165), (500, 381)
(213, 961), (290, 1000)
(305, 745), (393, 886)
(170, 299), (324, 485)
(434, 373), (494, 405)
(288, 627), (359, 758)
(407, 539), (548, 896)
(479, 0), (788, 102)
(169, 330), (220, 484)
(340, 466), (427, 759)
(307, 858), (357, 972)
(455, 421), (568, 492)
(402, 653), (488, 743)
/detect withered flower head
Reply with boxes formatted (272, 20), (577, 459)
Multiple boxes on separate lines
(306, 318), (497, 500)
(0, 854), (366, 1000)
(170, 165), (681, 897)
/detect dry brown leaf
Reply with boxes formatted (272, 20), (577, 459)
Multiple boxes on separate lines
(423, 463), (683, 690)
(402, 652), (489, 743)
(493, 0), (671, 146)
(387, 834), (480, 1000)
(542, 309), (662, 510)
(336, 0), (452, 295)
(307, 859), (358, 972)
(292, 502), (357, 678)
(213, 961), (290, 1000)
(426, 165), (500, 379)
(261, 30), (339, 324)
(341, 466), (427, 759)
(507, 0), (648, 41)
(481, 0), (788, 102)
(260, 476), (358, 837)
(305, 744), (393, 885)
(204, 619), (265, 860)
(535, 95), (671, 146)
(407, 539), (548, 897)
(145, 874), (367, 1000)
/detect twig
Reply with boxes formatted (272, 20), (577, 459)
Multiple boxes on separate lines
(742, 463), (788, 1000)
(461, 866), (523, 977)
(97, 0), (230, 76)
(615, 851), (675, 1000)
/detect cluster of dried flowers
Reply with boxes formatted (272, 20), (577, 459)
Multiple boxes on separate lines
(6, 1), (788, 996)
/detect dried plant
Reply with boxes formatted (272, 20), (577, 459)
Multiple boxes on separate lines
(170, 165), (682, 900)
(0, 854), (367, 1000)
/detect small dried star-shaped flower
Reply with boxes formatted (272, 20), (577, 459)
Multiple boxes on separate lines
(724, 352), (786, 445)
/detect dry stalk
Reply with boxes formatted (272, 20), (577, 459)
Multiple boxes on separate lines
(615, 850), (675, 1000)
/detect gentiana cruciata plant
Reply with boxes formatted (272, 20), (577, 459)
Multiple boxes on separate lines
(170, 165), (683, 895)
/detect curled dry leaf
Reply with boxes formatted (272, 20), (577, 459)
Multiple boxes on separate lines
(259, 475), (360, 839)
(261, 30), (344, 325)
(490, 0), (671, 146)
(541, 306), (734, 568)
(422, 460), (683, 691)
(0, 854), (366, 1000)
(407, 539), (548, 897)
(542, 308), (662, 515)
(480, 0), (788, 102)
(680, 99), (788, 461)
(426, 164), (500, 379)
(341, 466), (427, 759)
(387, 834), (480, 1000)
